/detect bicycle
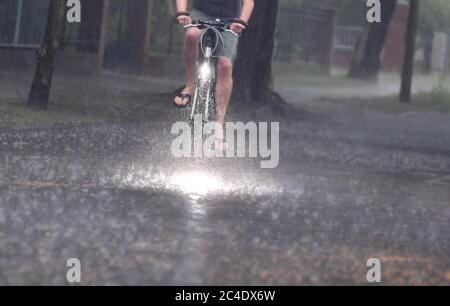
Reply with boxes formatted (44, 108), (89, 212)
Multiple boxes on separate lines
(182, 19), (239, 124)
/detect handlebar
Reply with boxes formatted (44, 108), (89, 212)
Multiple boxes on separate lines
(182, 19), (240, 38)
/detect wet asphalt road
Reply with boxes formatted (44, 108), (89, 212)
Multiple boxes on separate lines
(0, 95), (450, 285)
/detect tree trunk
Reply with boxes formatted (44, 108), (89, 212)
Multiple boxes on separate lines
(78, 0), (103, 52)
(400, 0), (420, 103)
(233, 0), (280, 105)
(122, 0), (150, 74)
(348, 0), (397, 81)
(422, 32), (433, 74)
(27, 0), (66, 110)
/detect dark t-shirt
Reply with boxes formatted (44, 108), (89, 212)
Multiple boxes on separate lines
(193, 0), (242, 18)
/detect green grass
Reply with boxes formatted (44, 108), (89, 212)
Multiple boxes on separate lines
(0, 98), (119, 129)
(275, 71), (362, 87)
(1, 70), (449, 130)
(0, 72), (176, 130)
(0, 91), (171, 130)
(273, 63), (368, 87)
(273, 62), (450, 89)
(331, 86), (450, 113)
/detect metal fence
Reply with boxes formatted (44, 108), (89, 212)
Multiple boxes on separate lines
(0, 0), (49, 48)
(274, 6), (336, 71)
(335, 25), (364, 51)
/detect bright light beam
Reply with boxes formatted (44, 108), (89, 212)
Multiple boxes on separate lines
(199, 63), (212, 80)
(168, 171), (224, 196)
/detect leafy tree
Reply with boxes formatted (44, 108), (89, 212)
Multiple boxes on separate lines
(418, 0), (450, 72)
(419, 0), (450, 35)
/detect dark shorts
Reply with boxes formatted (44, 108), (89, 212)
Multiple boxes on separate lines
(190, 9), (240, 62)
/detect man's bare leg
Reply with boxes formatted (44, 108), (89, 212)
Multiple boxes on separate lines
(216, 56), (234, 142)
(174, 28), (202, 106)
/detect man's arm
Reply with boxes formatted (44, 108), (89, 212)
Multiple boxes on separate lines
(231, 0), (254, 33)
(240, 0), (255, 23)
(176, 0), (188, 12)
(176, 0), (191, 25)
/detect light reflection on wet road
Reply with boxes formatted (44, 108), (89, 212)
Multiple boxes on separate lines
(0, 104), (449, 285)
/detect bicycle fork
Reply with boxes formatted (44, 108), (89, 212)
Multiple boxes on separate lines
(190, 46), (215, 123)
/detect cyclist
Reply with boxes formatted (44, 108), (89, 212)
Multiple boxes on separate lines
(174, 0), (255, 141)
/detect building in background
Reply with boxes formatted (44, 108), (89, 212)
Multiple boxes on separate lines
(0, 0), (447, 76)
(331, 1), (410, 72)
(0, 0), (182, 75)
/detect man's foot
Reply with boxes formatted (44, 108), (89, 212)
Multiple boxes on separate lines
(173, 87), (194, 107)
(214, 124), (228, 153)
(215, 137), (228, 153)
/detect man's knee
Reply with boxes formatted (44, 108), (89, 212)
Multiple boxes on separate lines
(185, 29), (201, 47)
(218, 57), (233, 78)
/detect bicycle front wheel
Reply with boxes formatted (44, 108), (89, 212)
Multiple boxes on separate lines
(190, 62), (217, 123)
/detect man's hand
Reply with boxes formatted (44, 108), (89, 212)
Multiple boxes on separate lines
(230, 23), (246, 34)
(176, 0), (190, 25)
(177, 15), (192, 26)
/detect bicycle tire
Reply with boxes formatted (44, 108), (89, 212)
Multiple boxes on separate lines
(190, 62), (217, 124)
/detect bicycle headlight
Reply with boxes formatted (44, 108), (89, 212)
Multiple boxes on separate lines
(199, 63), (212, 80)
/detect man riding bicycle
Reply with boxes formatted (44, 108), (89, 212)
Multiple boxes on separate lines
(174, 0), (255, 141)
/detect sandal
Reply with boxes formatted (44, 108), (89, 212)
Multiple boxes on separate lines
(173, 89), (193, 108)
